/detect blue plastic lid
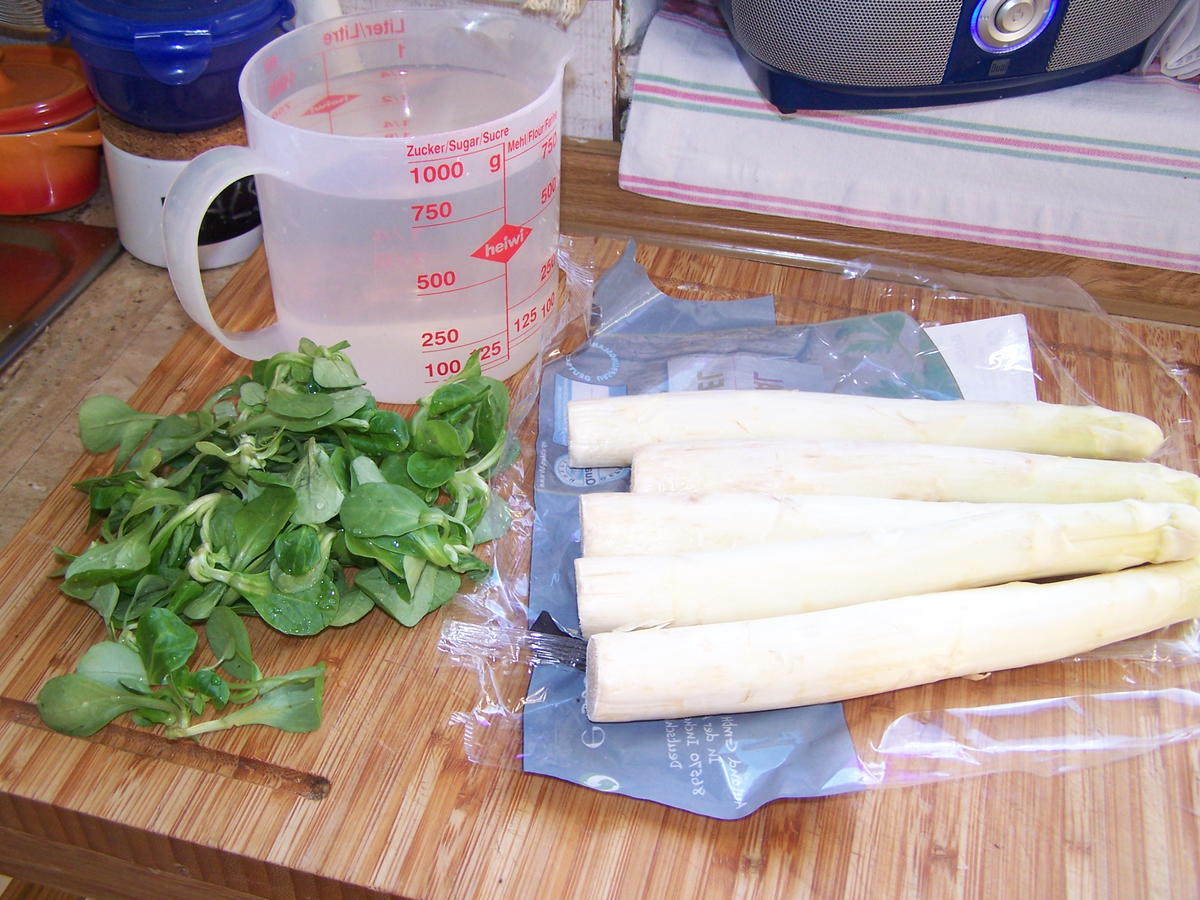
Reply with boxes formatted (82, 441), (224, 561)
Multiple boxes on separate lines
(44, 0), (294, 85)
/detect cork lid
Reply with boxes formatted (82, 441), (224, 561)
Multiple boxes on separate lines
(0, 45), (95, 134)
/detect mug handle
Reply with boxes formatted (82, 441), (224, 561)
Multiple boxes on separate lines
(162, 145), (288, 360)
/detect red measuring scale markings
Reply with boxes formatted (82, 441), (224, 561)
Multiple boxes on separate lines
(258, 12), (567, 399)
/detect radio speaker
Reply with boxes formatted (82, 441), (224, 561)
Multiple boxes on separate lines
(716, 0), (1181, 110)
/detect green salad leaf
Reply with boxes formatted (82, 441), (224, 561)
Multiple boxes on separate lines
(37, 342), (514, 741)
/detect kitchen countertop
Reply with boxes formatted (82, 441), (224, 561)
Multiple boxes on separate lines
(0, 181), (234, 550)
(3, 138), (1200, 899)
(8, 139), (1200, 553)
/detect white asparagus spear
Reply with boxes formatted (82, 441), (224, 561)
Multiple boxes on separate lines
(566, 391), (1166, 467)
(630, 439), (1200, 505)
(580, 492), (1037, 556)
(575, 500), (1200, 636)
(584, 556), (1200, 722)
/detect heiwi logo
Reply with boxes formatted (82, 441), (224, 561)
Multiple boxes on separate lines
(472, 224), (531, 264)
(301, 93), (358, 117)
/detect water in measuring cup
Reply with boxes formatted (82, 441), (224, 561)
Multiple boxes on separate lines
(253, 126), (560, 400)
(260, 64), (560, 401)
(270, 66), (539, 137)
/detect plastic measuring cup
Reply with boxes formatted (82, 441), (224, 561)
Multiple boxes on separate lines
(163, 7), (570, 403)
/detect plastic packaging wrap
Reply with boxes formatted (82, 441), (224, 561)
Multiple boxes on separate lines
(437, 237), (1200, 818)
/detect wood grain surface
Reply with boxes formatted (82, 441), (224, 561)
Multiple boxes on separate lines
(2, 238), (1200, 900)
(561, 141), (1200, 328)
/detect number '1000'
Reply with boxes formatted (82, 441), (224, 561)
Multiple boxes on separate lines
(410, 162), (464, 183)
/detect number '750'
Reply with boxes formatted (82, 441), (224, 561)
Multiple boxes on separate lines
(412, 202), (453, 222)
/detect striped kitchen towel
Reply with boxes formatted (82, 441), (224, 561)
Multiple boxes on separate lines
(618, 0), (1200, 273)
(1141, 0), (1200, 80)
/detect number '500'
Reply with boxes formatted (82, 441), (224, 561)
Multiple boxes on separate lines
(417, 271), (456, 290)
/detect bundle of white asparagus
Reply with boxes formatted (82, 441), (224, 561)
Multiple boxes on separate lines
(566, 390), (1200, 723)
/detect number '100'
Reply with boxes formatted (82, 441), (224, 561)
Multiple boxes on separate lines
(425, 359), (463, 378)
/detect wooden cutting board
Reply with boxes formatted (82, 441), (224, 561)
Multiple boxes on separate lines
(2, 238), (1199, 900)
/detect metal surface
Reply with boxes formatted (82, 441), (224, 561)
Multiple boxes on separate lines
(974, 0), (1053, 49)
(0, 217), (120, 371)
(1047, 0), (1179, 70)
(0, 0), (49, 39)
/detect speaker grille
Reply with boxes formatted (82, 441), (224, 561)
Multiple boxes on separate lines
(727, 0), (964, 86)
(1048, 0), (1179, 70)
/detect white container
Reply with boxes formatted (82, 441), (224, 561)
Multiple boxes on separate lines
(162, 6), (571, 403)
(104, 138), (262, 269)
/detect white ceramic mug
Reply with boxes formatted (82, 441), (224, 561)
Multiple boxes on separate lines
(103, 138), (262, 268)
